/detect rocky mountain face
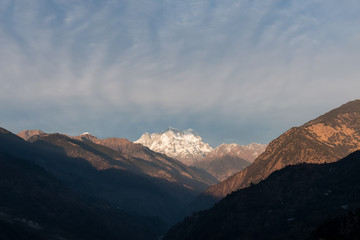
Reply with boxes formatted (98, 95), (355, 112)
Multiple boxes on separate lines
(135, 127), (213, 165)
(16, 130), (217, 224)
(0, 128), (164, 239)
(164, 150), (360, 240)
(17, 129), (47, 141)
(196, 100), (360, 208)
(192, 143), (267, 181)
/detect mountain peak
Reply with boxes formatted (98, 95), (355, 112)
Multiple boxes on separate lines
(17, 129), (46, 141)
(72, 132), (99, 142)
(135, 128), (212, 165)
(305, 99), (360, 126)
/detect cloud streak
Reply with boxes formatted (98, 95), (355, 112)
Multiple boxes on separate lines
(1, 0), (360, 146)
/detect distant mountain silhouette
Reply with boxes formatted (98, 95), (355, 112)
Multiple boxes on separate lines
(193, 100), (360, 210)
(0, 128), (164, 240)
(164, 150), (360, 240)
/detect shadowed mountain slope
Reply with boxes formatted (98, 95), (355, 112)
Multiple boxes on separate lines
(192, 156), (251, 181)
(71, 133), (217, 186)
(310, 208), (360, 240)
(164, 150), (360, 240)
(14, 129), (216, 223)
(0, 129), (163, 240)
(193, 100), (360, 209)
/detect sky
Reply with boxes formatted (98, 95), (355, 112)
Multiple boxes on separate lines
(1, 0), (360, 147)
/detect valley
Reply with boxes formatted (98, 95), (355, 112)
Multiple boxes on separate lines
(1, 100), (360, 239)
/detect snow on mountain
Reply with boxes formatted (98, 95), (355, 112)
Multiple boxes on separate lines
(206, 143), (268, 163)
(135, 127), (213, 165)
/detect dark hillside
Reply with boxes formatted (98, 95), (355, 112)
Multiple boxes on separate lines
(0, 152), (161, 240)
(165, 151), (360, 240)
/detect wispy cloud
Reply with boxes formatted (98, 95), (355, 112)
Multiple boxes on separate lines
(1, 0), (360, 145)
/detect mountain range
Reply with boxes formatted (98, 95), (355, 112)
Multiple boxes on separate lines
(14, 130), (218, 224)
(135, 127), (213, 165)
(135, 127), (267, 181)
(3, 99), (360, 239)
(20, 129), (267, 183)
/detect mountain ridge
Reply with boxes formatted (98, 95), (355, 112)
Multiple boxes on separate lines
(134, 128), (267, 169)
(16, 129), (219, 223)
(18, 128), (267, 182)
(204, 143), (267, 163)
(193, 99), (360, 210)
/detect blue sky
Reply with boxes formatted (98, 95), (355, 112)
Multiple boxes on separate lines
(1, 0), (360, 146)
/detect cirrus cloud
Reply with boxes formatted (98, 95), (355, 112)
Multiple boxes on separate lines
(1, 0), (360, 146)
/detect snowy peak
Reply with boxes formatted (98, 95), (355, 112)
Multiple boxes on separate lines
(72, 132), (99, 142)
(205, 143), (267, 163)
(135, 128), (267, 165)
(135, 128), (213, 165)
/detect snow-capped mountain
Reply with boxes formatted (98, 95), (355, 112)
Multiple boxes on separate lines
(135, 127), (213, 165)
(206, 143), (268, 163)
